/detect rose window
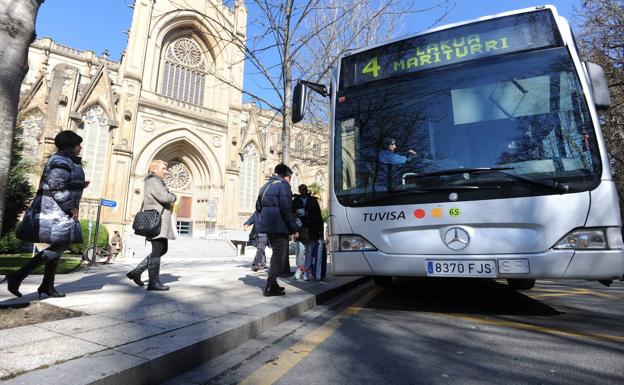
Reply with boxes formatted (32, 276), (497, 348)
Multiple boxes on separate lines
(172, 38), (203, 67)
(164, 161), (192, 191)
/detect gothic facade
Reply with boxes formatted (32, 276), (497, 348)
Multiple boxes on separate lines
(18, 0), (327, 238)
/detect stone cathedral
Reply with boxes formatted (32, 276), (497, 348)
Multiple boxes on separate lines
(17, 0), (328, 238)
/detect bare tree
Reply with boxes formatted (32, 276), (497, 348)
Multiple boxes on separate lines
(297, 0), (452, 165)
(0, 0), (43, 234)
(575, 0), (624, 214)
(244, 0), (451, 164)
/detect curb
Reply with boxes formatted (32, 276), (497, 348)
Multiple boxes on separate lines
(4, 276), (369, 385)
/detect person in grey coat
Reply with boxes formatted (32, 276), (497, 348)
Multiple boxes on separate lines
(244, 212), (267, 271)
(3, 131), (87, 298)
(126, 160), (177, 291)
(256, 163), (299, 296)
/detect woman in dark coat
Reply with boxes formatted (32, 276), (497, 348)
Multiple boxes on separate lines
(126, 159), (177, 291)
(2, 130), (86, 298)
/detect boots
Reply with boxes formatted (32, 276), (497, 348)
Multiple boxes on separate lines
(127, 254), (149, 287)
(264, 277), (285, 297)
(126, 270), (145, 287)
(1, 252), (47, 297)
(37, 258), (65, 299)
(147, 256), (169, 291)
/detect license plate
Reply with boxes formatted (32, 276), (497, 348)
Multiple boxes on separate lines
(426, 260), (497, 277)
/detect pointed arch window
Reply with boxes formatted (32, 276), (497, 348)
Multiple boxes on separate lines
(161, 37), (207, 106)
(313, 140), (324, 158)
(239, 145), (260, 212)
(315, 171), (325, 187)
(78, 105), (110, 197)
(294, 134), (304, 152)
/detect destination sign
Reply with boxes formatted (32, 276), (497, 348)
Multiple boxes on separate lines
(339, 10), (561, 89)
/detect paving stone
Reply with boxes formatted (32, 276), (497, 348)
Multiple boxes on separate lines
(35, 315), (127, 335)
(132, 311), (211, 331)
(72, 321), (166, 348)
(116, 312), (258, 360)
(0, 325), (59, 350)
(0, 335), (106, 378)
(1, 348), (148, 385)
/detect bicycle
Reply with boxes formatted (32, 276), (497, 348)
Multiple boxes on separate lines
(83, 246), (112, 264)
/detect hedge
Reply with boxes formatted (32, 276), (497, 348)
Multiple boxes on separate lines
(0, 220), (109, 255)
(68, 219), (109, 254)
(0, 228), (22, 254)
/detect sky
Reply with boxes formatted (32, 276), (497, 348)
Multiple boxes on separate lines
(35, 0), (584, 105)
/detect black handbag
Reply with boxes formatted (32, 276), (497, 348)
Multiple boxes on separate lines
(132, 203), (164, 238)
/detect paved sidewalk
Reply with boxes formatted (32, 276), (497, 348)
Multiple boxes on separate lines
(0, 248), (366, 385)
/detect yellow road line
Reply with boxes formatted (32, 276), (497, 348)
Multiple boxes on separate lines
(238, 288), (380, 385)
(529, 287), (617, 300)
(572, 288), (617, 299)
(442, 313), (624, 344)
(529, 293), (580, 299)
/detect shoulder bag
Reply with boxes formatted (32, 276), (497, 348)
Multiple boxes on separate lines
(132, 202), (164, 238)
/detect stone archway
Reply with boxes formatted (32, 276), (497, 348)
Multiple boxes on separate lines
(131, 130), (223, 237)
(154, 140), (211, 237)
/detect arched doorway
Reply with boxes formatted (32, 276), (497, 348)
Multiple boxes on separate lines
(163, 160), (194, 236)
(149, 138), (214, 237)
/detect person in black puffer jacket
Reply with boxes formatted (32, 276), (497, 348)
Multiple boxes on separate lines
(4, 131), (87, 299)
(256, 164), (299, 296)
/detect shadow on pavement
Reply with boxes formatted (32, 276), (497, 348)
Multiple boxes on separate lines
(366, 277), (563, 316)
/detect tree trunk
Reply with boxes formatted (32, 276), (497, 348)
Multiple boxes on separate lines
(280, 0), (294, 166)
(282, 61), (292, 165)
(0, 0), (41, 235)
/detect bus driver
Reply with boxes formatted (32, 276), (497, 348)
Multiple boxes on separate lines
(379, 137), (417, 165)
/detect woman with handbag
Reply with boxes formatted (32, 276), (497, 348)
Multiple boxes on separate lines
(126, 160), (176, 291)
(292, 184), (323, 281)
(2, 131), (87, 298)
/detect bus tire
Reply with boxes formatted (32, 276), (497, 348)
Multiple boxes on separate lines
(506, 278), (535, 290)
(374, 276), (393, 287)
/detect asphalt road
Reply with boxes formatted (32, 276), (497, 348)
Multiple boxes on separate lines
(166, 278), (624, 385)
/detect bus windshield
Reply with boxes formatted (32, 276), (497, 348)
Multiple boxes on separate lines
(334, 47), (601, 206)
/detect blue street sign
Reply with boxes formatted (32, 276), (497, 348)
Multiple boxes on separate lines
(100, 199), (117, 208)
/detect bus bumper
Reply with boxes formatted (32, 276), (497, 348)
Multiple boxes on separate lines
(331, 249), (624, 280)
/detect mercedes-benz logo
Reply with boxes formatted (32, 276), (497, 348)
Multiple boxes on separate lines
(444, 227), (470, 250)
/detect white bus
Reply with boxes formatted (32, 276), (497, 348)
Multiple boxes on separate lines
(292, 5), (623, 289)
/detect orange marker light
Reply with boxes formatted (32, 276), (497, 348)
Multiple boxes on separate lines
(431, 208), (443, 218)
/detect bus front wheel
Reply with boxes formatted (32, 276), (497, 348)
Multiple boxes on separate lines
(506, 278), (536, 291)
(373, 276), (393, 287)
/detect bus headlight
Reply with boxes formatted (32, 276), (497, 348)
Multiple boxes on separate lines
(554, 227), (623, 250)
(331, 235), (377, 251)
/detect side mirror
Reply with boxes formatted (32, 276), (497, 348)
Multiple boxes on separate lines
(585, 62), (611, 110)
(292, 82), (307, 123)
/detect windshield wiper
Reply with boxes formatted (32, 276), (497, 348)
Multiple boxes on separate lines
(353, 184), (500, 205)
(413, 167), (569, 193)
(414, 167), (514, 179)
